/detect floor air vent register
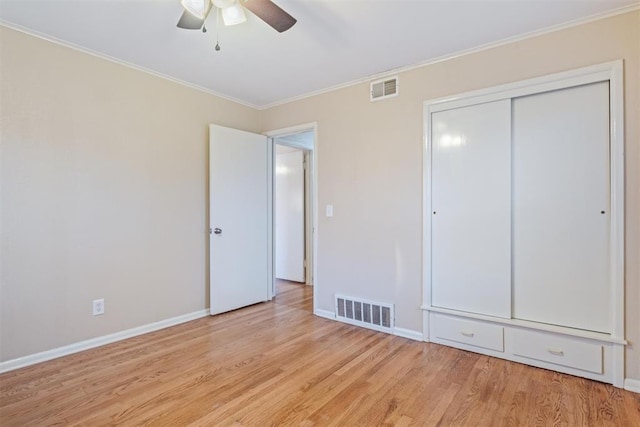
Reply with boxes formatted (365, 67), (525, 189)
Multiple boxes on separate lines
(335, 295), (394, 333)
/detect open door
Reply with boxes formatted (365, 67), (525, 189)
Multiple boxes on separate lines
(209, 125), (271, 315)
(275, 146), (305, 282)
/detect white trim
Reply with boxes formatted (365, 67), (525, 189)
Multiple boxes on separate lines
(314, 309), (335, 321)
(425, 63), (617, 112)
(258, 4), (639, 110)
(612, 344), (625, 388)
(303, 150), (313, 286)
(422, 91), (433, 340)
(267, 137), (275, 300)
(264, 123), (319, 139)
(334, 316), (393, 334)
(393, 327), (423, 341)
(0, 21), (258, 109)
(316, 311), (423, 342)
(624, 378), (640, 394)
(264, 123), (319, 314)
(0, 309), (209, 374)
(422, 311), (431, 342)
(609, 61), (625, 341)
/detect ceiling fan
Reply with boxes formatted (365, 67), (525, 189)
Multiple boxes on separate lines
(177, 0), (297, 33)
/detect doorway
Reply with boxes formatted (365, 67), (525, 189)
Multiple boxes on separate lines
(274, 143), (306, 283)
(267, 125), (317, 313)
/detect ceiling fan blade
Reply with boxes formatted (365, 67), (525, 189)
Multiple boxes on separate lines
(242, 0), (297, 33)
(177, 10), (205, 30)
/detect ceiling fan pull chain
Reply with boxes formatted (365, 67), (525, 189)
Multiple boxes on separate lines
(215, 7), (221, 51)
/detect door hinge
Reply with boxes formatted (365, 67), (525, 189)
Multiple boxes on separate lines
(209, 228), (212, 235)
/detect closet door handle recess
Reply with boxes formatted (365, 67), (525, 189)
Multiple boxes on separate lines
(461, 331), (474, 338)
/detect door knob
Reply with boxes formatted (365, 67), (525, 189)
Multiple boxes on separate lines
(214, 228), (222, 235)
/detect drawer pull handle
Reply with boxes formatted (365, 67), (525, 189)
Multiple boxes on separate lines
(547, 348), (564, 356)
(461, 331), (474, 338)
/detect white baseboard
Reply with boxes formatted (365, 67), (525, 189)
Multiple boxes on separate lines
(0, 309), (209, 374)
(393, 327), (424, 341)
(314, 308), (423, 341)
(314, 308), (335, 320)
(624, 378), (640, 393)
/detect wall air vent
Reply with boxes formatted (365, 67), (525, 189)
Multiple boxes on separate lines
(370, 76), (398, 101)
(335, 295), (394, 333)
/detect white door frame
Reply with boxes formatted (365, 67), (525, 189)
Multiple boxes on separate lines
(264, 123), (318, 314)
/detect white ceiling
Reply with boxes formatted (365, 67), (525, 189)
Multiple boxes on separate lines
(0, 0), (637, 108)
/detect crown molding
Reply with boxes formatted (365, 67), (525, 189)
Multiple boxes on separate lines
(0, 20), (260, 110)
(258, 3), (640, 110)
(2, 3), (638, 110)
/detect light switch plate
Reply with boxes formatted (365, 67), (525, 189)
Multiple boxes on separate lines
(326, 205), (334, 217)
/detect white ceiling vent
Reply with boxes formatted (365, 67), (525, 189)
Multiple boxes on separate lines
(370, 76), (398, 101)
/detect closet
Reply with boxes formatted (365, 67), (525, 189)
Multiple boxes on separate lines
(423, 61), (625, 386)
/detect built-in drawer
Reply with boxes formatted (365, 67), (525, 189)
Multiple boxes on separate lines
(509, 329), (603, 374)
(432, 314), (504, 352)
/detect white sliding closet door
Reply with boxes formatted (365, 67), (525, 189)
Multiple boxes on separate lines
(512, 82), (611, 333)
(431, 100), (511, 318)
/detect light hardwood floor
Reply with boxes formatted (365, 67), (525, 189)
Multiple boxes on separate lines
(1, 280), (639, 426)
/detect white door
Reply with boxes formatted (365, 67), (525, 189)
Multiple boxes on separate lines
(511, 82), (611, 333)
(209, 124), (270, 315)
(275, 147), (305, 282)
(430, 99), (512, 318)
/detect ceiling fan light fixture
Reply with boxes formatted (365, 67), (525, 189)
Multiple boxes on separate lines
(213, 0), (235, 8)
(221, 3), (247, 26)
(181, 0), (211, 20)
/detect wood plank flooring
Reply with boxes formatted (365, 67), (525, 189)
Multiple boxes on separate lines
(1, 280), (639, 426)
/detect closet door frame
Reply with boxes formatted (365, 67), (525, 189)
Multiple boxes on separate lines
(422, 61), (625, 379)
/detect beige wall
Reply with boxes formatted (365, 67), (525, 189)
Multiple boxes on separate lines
(0, 27), (260, 361)
(260, 11), (640, 379)
(2, 11), (639, 382)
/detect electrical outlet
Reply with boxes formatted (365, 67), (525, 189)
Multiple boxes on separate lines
(93, 299), (105, 316)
